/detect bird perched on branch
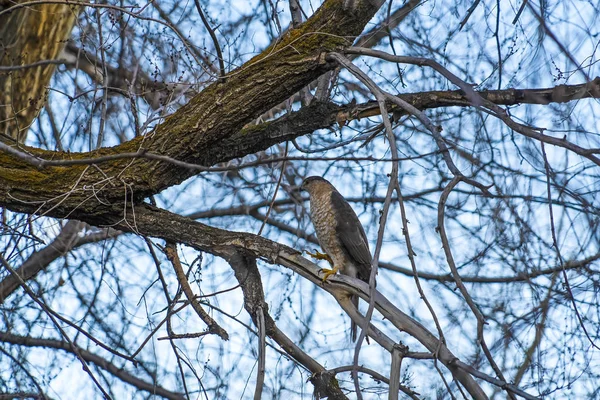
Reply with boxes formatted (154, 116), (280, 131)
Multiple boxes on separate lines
(301, 176), (373, 341)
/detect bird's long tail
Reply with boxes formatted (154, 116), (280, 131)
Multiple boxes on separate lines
(351, 294), (358, 341)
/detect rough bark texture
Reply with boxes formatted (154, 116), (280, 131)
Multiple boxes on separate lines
(0, 0), (385, 219)
(0, 1), (80, 141)
(2, 76), (598, 221)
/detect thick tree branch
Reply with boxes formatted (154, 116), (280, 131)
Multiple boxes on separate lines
(0, 1), (80, 141)
(0, 74), (595, 233)
(0, 0), (386, 216)
(224, 249), (348, 400)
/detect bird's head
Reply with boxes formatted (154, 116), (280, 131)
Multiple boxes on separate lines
(301, 176), (331, 193)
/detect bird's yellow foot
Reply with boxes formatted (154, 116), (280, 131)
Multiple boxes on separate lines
(305, 249), (334, 266)
(319, 266), (339, 283)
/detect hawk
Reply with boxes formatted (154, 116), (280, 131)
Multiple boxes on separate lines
(301, 176), (372, 340)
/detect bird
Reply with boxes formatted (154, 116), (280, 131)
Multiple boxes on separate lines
(301, 176), (372, 341)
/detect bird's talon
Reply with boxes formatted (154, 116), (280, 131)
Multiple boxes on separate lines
(305, 249), (334, 266)
(319, 266), (339, 282)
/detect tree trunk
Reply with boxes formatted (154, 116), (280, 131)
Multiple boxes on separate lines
(0, 1), (80, 141)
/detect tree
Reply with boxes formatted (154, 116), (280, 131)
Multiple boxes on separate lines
(1, 0), (599, 398)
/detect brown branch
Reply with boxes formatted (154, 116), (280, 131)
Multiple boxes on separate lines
(193, 0), (225, 79)
(1, 75), (598, 220)
(164, 242), (229, 340)
(0, 0), (387, 217)
(223, 249), (348, 400)
(0, 1), (80, 141)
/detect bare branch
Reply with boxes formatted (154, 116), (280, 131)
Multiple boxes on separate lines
(253, 305), (266, 400)
(223, 249), (349, 399)
(164, 242), (229, 340)
(0, 332), (185, 400)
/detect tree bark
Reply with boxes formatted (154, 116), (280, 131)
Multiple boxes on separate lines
(0, 0), (385, 218)
(0, 1), (80, 141)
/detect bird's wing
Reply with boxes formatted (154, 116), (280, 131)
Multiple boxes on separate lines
(330, 190), (372, 280)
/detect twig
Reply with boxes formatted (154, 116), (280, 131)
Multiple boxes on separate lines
(391, 178), (449, 345)
(343, 47), (600, 168)
(459, 0), (482, 30)
(454, 360), (540, 400)
(95, 10), (109, 150)
(145, 239), (191, 398)
(0, 255), (112, 399)
(437, 177), (516, 399)
(253, 306), (267, 400)
(328, 364), (421, 400)
(0, 0), (206, 69)
(512, 0), (528, 24)
(513, 273), (557, 386)
(540, 142), (600, 350)
(526, 3), (590, 81)
(0, 59), (67, 71)
(164, 242), (229, 340)
(157, 332), (210, 340)
(258, 142), (288, 235)
(352, 0), (422, 51)
(0, 141), (440, 170)
(193, 0), (226, 79)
